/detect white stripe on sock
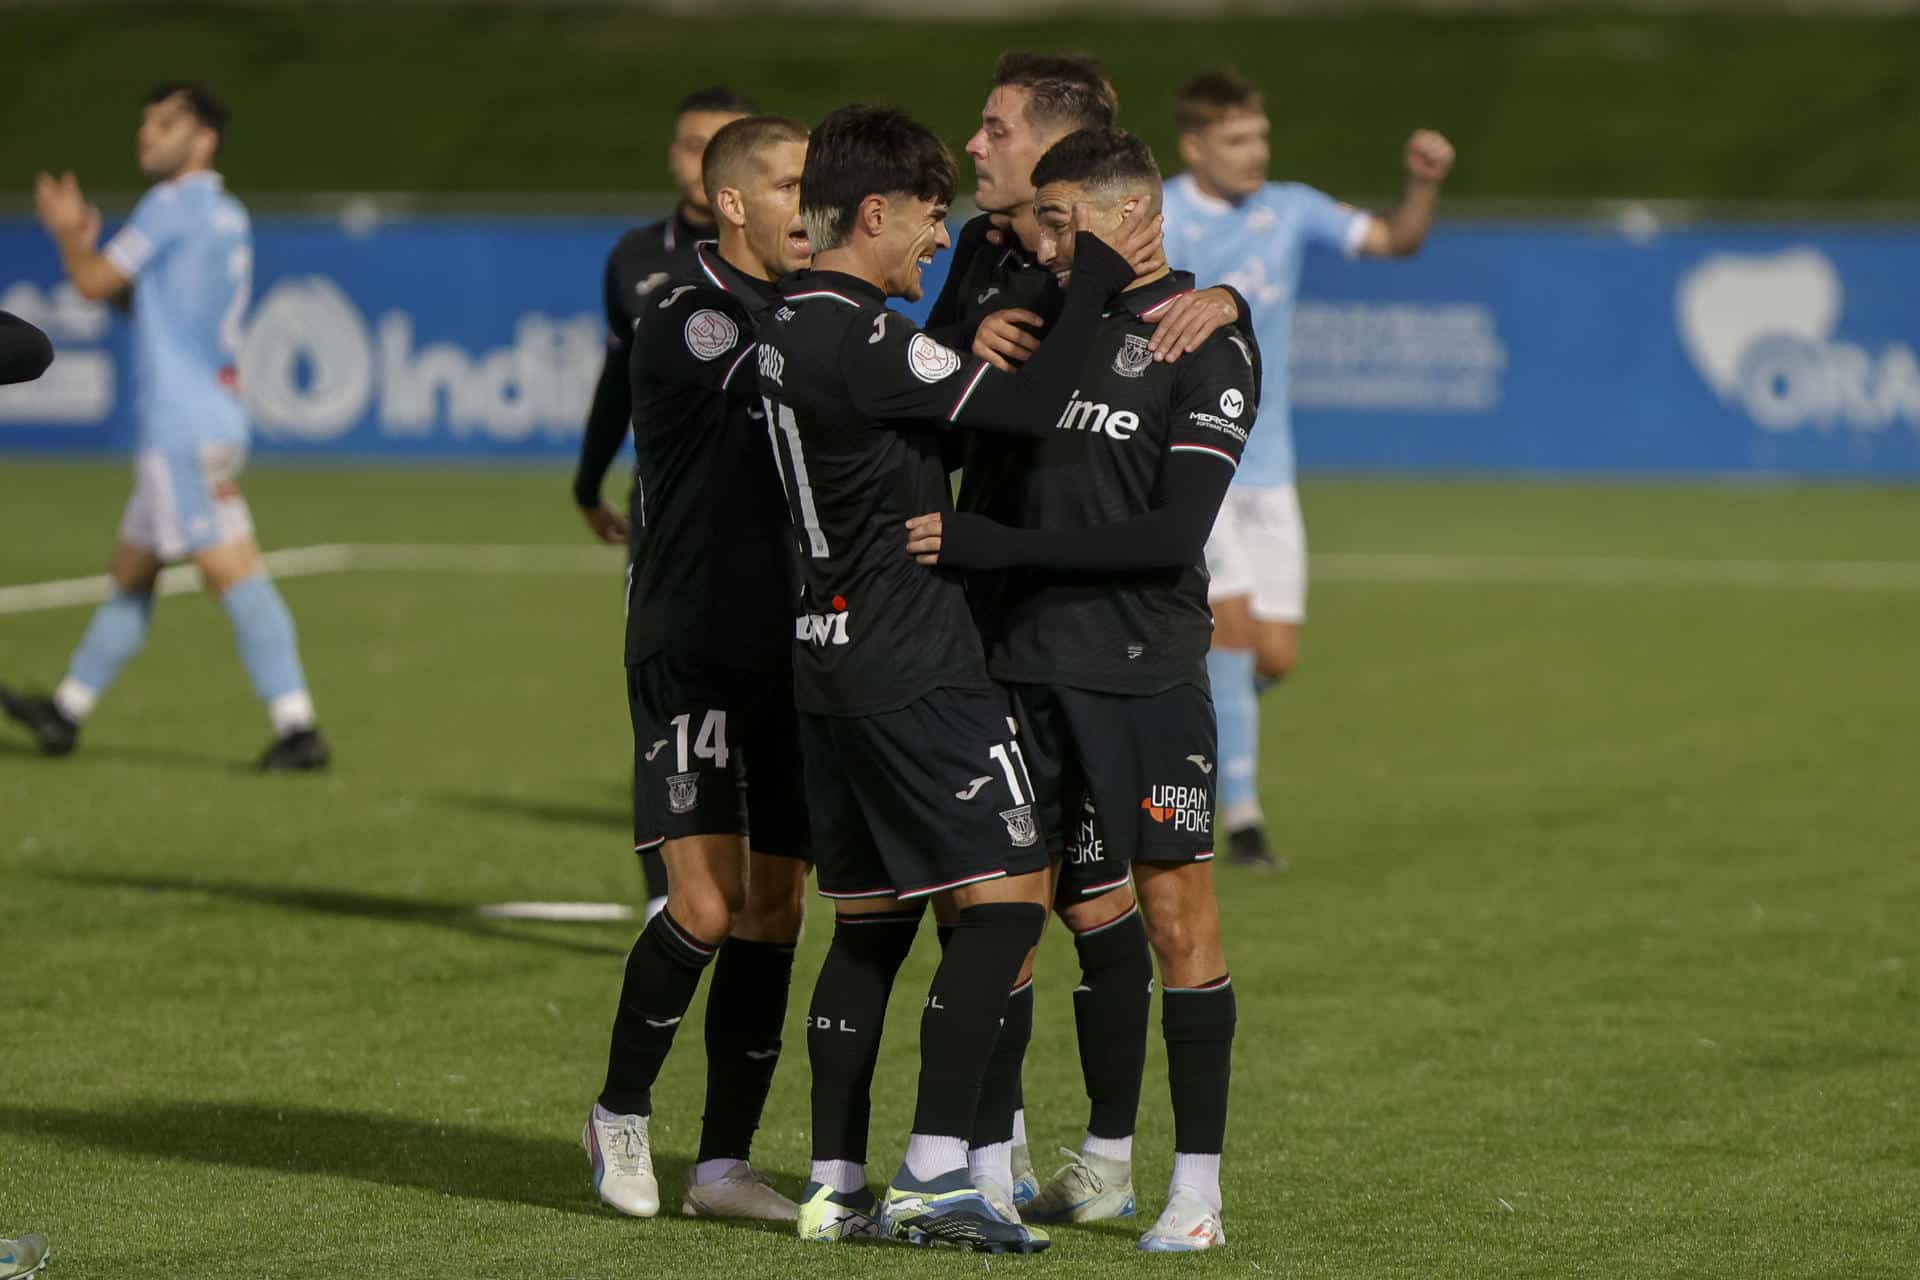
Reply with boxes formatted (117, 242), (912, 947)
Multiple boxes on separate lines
(53, 677), (96, 723)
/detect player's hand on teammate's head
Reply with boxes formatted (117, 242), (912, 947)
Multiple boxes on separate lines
(973, 308), (1044, 372)
(1080, 200), (1165, 279)
(578, 502), (631, 546)
(1404, 129), (1455, 183)
(904, 512), (944, 566)
(1147, 287), (1240, 363)
(33, 171), (100, 246)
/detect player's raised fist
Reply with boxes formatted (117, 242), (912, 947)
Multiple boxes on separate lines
(1404, 130), (1455, 184)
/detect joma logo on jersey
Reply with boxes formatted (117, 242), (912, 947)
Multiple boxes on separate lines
(795, 610), (852, 646)
(757, 344), (785, 386)
(1055, 396), (1141, 441)
(1141, 784), (1212, 833)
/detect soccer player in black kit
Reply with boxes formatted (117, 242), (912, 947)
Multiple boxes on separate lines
(571, 86), (756, 915)
(759, 105), (1160, 1253)
(904, 128), (1257, 1254)
(582, 115), (814, 1224)
(922, 52), (1263, 1226)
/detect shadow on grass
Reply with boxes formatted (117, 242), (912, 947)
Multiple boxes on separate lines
(0, 736), (246, 773)
(0, 1100), (670, 1217)
(431, 788), (629, 833)
(46, 870), (628, 959)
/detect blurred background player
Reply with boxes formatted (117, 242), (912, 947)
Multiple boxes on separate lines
(906, 126), (1260, 1253)
(570, 85), (757, 917)
(1162, 68), (1454, 869)
(584, 116), (814, 1225)
(1, 83), (328, 771)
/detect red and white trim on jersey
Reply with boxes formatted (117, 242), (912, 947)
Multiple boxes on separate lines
(1170, 443), (1239, 468)
(784, 290), (863, 308)
(720, 342), (757, 389)
(897, 867), (1008, 900)
(1138, 289), (1192, 321)
(946, 361), (992, 421)
(697, 251), (731, 293)
(818, 884), (898, 901)
(634, 835), (665, 852)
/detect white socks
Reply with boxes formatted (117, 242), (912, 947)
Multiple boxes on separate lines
(1082, 1131), (1133, 1164)
(903, 1133), (970, 1181)
(1012, 1108), (1028, 1148)
(968, 1140), (1013, 1190)
(1170, 1152), (1222, 1213)
(53, 678), (96, 722)
(810, 1158), (865, 1194)
(268, 690), (316, 737)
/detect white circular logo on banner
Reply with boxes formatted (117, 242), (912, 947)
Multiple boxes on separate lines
(909, 333), (963, 383)
(239, 276), (375, 442)
(685, 309), (740, 361)
(1219, 388), (1245, 419)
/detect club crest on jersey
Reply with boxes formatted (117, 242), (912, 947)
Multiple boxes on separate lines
(667, 771), (700, 815)
(1113, 334), (1154, 378)
(1000, 804), (1039, 848)
(685, 309), (739, 361)
(908, 333), (963, 383)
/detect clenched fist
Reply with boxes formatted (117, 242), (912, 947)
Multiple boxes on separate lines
(1403, 130), (1455, 184)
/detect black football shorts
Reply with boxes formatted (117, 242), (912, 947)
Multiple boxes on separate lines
(1010, 680), (1219, 902)
(799, 685), (1050, 901)
(628, 654), (810, 860)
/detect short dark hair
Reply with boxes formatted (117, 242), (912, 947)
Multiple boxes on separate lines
(676, 86), (759, 119)
(702, 115), (809, 209)
(1174, 68), (1263, 134)
(992, 51), (1118, 135)
(800, 105), (957, 253)
(145, 82), (229, 150)
(1031, 127), (1161, 196)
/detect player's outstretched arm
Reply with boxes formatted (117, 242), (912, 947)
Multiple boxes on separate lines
(34, 172), (127, 302)
(844, 210), (1151, 437)
(0, 310), (55, 386)
(1358, 129), (1455, 258)
(905, 446), (1233, 572)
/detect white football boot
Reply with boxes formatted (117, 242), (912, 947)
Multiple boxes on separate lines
(1137, 1187), (1226, 1253)
(1024, 1146), (1136, 1223)
(681, 1162), (800, 1220)
(582, 1105), (660, 1217)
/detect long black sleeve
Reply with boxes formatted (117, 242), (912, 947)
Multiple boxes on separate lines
(572, 254), (633, 508)
(923, 214), (996, 349)
(934, 448), (1235, 573)
(0, 310), (54, 386)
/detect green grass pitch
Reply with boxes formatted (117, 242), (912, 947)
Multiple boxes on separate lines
(1, 461), (1916, 1278)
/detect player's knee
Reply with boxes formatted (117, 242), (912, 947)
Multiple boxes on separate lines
(740, 867), (806, 942)
(1144, 909), (1199, 967)
(667, 881), (737, 945)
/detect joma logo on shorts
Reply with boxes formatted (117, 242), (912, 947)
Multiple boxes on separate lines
(795, 611), (852, 646)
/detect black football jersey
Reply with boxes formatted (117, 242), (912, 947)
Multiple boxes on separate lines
(574, 209), (709, 510)
(990, 271), (1263, 695)
(755, 245), (1134, 717)
(624, 243), (792, 672)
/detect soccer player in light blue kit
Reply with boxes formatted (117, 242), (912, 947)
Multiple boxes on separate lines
(2, 84), (330, 770)
(1161, 69), (1452, 866)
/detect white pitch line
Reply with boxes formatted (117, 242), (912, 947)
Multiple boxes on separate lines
(5, 544), (1920, 618)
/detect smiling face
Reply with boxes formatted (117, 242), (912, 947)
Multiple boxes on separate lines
(1180, 108), (1271, 202)
(732, 139), (812, 278)
(965, 85), (1057, 214)
(879, 194), (952, 301)
(136, 93), (217, 181)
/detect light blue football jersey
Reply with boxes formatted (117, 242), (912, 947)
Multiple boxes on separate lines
(102, 171), (251, 451)
(1161, 174), (1368, 487)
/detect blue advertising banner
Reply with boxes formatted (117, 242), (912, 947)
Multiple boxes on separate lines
(3, 213), (1916, 476)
